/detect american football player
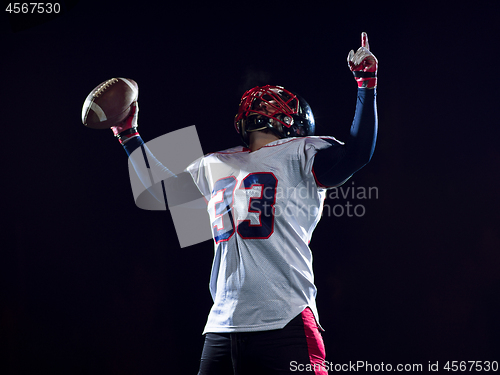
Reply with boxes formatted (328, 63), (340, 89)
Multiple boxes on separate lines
(110, 32), (378, 374)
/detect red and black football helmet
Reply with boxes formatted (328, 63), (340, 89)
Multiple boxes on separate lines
(234, 85), (315, 146)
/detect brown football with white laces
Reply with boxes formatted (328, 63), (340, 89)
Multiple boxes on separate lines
(81, 77), (138, 129)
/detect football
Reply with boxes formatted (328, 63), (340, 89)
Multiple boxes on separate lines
(81, 77), (138, 129)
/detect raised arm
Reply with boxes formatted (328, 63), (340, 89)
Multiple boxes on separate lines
(100, 101), (203, 210)
(313, 32), (378, 187)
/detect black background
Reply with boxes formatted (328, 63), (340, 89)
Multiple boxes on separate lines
(4, 1), (500, 374)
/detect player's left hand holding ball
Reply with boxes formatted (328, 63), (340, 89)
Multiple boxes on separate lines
(347, 32), (378, 89)
(81, 77), (140, 142)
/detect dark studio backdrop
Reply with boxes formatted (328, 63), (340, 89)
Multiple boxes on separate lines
(4, 1), (499, 374)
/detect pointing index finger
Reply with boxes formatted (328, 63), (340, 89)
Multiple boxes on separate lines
(361, 32), (370, 50)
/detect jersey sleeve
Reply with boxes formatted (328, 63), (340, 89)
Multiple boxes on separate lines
(300, 136), (344, 188)
(186, 154), (212, 201)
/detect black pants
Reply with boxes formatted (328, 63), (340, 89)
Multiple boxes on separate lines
(198, 308), (327, 375)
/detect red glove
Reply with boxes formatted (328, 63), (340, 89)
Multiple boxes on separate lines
(347, 32), (378, 89)
(112, 101), (139, 143)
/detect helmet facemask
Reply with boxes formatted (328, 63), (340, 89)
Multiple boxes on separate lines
(234, 85), (315, 146)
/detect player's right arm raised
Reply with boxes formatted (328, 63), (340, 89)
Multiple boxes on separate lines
(312, 32), (378, 187)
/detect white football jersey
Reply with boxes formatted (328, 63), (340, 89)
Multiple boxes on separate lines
(187, 136), (342, 334)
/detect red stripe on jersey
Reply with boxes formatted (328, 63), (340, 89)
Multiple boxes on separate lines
(301, 308), (327, 374)
(311, 165), (329, 189)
